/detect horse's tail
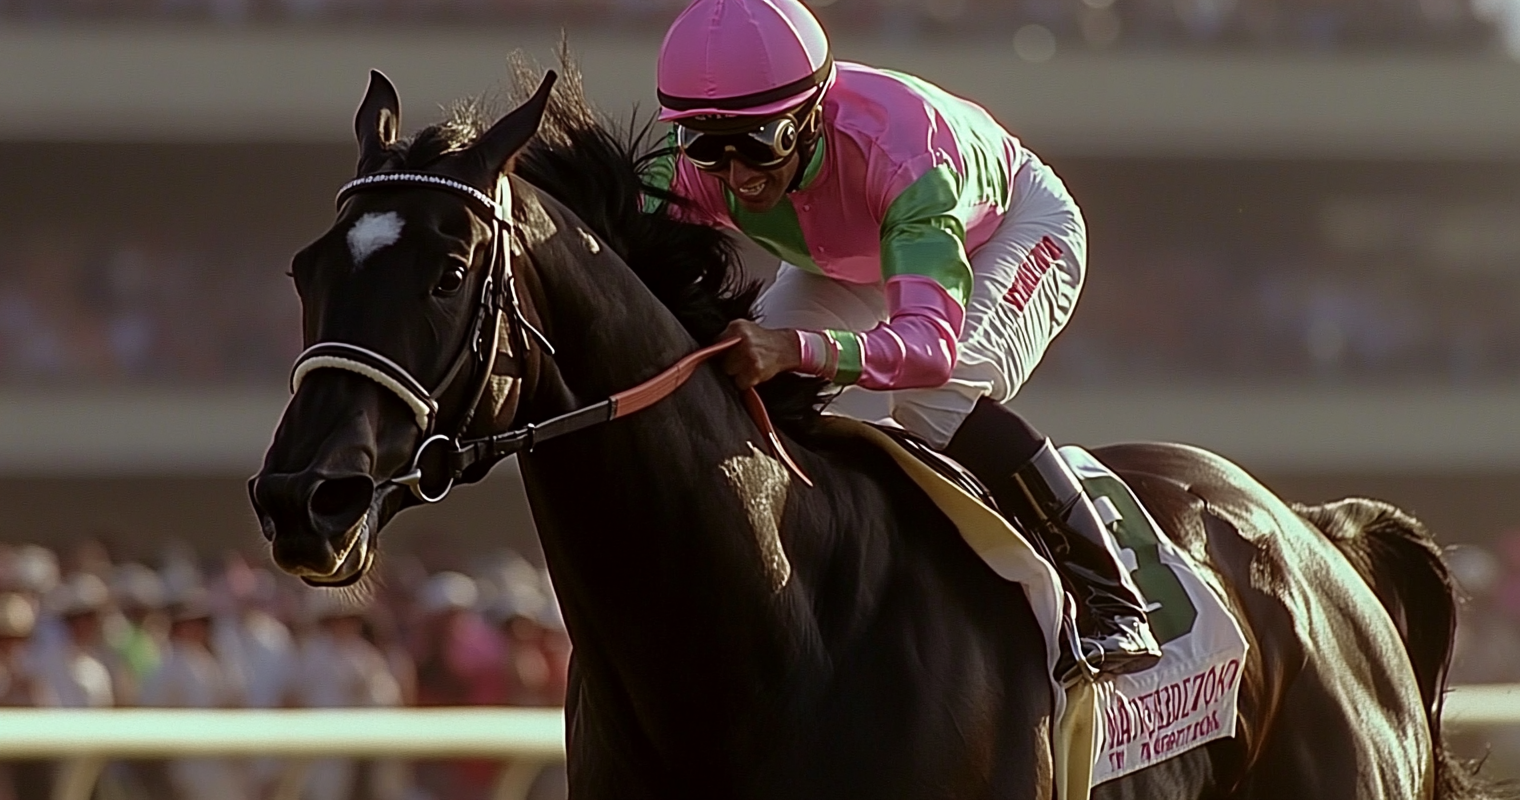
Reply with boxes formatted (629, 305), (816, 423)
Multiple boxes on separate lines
(1294, 497), (1506, 799)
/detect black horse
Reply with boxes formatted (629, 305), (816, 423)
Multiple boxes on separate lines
(251, 65), (1495, 799)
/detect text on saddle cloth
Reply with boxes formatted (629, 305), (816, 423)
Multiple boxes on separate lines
(1057, 446), (1249, 785)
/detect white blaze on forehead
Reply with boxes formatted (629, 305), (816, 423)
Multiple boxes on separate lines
(347, 212), (405, 266)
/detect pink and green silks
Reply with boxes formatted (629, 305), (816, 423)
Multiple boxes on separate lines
(644, 62), (1028, 390)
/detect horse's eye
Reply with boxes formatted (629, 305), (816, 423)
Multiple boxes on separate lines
(434, 265), (467, 296)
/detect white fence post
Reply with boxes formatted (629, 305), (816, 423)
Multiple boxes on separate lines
(52, 757), (104, 800)
(492, 759), (547, 800)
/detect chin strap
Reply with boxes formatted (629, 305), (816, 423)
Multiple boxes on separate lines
(784, 146), (814, 194)
(785, 94), (826, 194)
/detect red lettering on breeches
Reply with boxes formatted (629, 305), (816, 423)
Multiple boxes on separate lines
(1002, 235), (1063, 313)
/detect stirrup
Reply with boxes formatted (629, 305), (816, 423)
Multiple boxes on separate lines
(1088, 620), (1163, 676)
(1057, 626), (1162, 684)
(1053, 596), (1096, 686)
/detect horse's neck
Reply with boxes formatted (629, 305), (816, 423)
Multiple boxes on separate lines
(515, 227), (819, 723)
(522, 368), (797, 602)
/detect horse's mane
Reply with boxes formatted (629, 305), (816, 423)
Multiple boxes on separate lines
(391, 56), (829, 427)
(384, 103), (489, 170)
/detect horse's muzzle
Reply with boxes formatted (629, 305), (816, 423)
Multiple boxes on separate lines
(249, 471), (377, 583)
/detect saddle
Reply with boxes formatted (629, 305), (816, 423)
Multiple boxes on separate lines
(864, 424), (996, 509)
(863, 422), (1077, 585)
(844, 421), (1250, 790)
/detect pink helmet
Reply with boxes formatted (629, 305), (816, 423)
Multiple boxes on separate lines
(657, 0), (836, 122)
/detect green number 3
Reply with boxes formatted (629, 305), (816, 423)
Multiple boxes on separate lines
(1081, 476), (1198, 645)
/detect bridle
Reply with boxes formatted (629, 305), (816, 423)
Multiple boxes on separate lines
(290, 170), (809, 504)
(290, 171), (552, 502)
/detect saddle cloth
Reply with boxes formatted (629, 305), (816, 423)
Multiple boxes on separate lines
(1059, 446), (1249, 785)
(815, 418), (1248, 797)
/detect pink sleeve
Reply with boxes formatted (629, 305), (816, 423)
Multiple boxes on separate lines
(793, 275), (965, 389)
(856, 275), (965, 389)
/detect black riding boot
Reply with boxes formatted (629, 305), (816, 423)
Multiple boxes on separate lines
(945, 400), (1162, 683)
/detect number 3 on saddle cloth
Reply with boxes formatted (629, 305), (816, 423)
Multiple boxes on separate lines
(840, 422), (1249, 792)
(1056, 447), (1249, 786)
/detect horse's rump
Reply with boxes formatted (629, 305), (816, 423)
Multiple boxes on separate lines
(1291, 498), (1503, 800)
(1292, 498), (1454, 718)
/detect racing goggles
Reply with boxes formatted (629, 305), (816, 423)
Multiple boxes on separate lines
(676, 115), (800, 171)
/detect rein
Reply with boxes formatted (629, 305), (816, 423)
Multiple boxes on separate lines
(290, 171), (809, 504)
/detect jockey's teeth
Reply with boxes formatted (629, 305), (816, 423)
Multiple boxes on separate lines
(738, 180), (765, 198)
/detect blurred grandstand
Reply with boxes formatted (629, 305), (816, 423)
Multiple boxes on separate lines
(0, 537), (570, 800)
(0, 0), (1514, 533)
(0, 0), (1509, 54)
(0, 0), (1517, 390)
(2, 0), (1520, 794)
(6, 159), (1520, 390)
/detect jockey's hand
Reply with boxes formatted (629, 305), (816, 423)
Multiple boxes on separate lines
(719, 319), (801, 390)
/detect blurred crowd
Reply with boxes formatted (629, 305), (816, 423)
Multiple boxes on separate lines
(1446, 540), (1520, 776)
(1040, 247), (1520, 387)
(0, 540), (568, 800)
(1449, 539), (1520, 685)
(0, 0), (1506, 54)
(5, 232), (1520, 390)
(0, 236), (299, 386)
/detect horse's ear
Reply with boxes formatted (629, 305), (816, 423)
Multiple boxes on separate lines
(460, 71), (557, 182)
(355, 70), (402, 175)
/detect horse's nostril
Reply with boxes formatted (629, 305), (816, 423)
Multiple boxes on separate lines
(309, 475), (375, 528)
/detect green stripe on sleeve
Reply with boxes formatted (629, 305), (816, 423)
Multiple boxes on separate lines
(879, 164), (975, 306)
(827, 329), (863, 385)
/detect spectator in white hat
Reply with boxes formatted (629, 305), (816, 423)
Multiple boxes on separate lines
(8, 546), (64, 656)
(296, 592), (405, 800)
(0, 592), (50, 708)
(39, 573), (115, 709)
(108, 562), (168, 705)
(0, 592), (52, 800)
(140, 593), (251, 800)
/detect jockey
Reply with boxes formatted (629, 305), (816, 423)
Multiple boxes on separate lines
(644, 0), (1161, 681)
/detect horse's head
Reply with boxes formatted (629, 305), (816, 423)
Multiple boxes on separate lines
(249, 71), (555, 586)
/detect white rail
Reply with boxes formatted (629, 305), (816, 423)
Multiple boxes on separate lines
(8, 688), (1520, 800)
(0, 707), (563, 758)
(0, 708), (564, 800)
(1442, 683), (1520, 728)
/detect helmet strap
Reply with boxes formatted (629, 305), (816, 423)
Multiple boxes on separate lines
(785, 99), (825, 194)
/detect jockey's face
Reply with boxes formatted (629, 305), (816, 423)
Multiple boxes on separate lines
(713, 152), (799, 213)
